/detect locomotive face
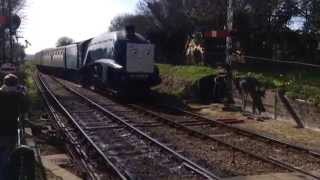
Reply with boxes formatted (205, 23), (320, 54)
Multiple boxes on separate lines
(126, 43), (155, 73)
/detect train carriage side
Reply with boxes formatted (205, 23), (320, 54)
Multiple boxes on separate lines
(35, 41), (91, 81)
(35, 47), (66, 76)
(64, 44), (80, 80)
(36, 48), (52, 72)
(51, 47), (66, 77)
(33, 52), (41, 68)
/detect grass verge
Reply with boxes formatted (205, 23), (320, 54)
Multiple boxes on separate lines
(155, 64), (219, 98)
(156, 63), (320, 106)
(19, 61), (43, 116)
(235, 69), (320, 106)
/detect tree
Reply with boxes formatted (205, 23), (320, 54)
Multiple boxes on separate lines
(133, 0), (318, 63)
(12, 43), (25, 61)
(0, 0), (26, 63)
(12, 0), (26, 12)
(301, 0), (320, 33)
(56, 37), (74, 47)
(109, 13), (156, 35)
(137, 0), (198, 63)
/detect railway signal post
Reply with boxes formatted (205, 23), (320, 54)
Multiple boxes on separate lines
(225, 0), (234, 104)
(8, 0), (13, 62)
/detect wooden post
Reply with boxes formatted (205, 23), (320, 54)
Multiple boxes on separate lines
(278, 90), (304, 128)
(274, 89), (278, 120)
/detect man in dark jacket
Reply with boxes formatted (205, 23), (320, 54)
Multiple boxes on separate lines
(0, 74), (28, 179)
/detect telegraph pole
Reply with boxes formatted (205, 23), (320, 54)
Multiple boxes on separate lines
(8, 0), (13, 63)
(225, 0), (234, 104)
(226, 0), (233, 64)
(0, 0), (4, 63)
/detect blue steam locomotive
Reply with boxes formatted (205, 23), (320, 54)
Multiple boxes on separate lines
(35, 27), (161, 95)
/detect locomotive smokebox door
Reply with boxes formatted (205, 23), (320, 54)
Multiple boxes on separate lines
(126, 43), (155, 73)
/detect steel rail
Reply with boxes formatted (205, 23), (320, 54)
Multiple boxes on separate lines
(168, 105), (320, 158)
(128, 104), (320, 180)
(34, 74), (104, 180)
(37, 73), (128, 180)
(52, 76), (221, 180)
(54, 76), (319, 179)
(44, 96), (98, 179)
(53, 75), (320, 179)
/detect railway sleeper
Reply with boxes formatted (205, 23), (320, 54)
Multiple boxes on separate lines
(182, 122), (217, 127)
(208, 133), (233, 138)
(85, 125), (125, 130)
(81, 121), (114, 126)
(106, 151), (144, 157)
(69, 110), (95, 113)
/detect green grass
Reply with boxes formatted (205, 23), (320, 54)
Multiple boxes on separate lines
(237, 69), (320, 87)
(157, 64), (219, 82)
(156, 64), (219, 99)
(19, 61), (42, 111)
(235, 69), (320, 106)
(157, 63), (320, 105)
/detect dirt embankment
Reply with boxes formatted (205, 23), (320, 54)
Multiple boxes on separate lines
(154, 73), (195, 98)
(153, 64), (218, 106)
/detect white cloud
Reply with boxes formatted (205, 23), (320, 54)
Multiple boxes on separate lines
(23, 0), (138, 54)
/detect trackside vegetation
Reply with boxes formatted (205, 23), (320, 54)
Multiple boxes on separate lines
(155, 64), (219, 98)
(18, 62), (320, 107)
(19, 61), (42, 112)
(158, 64), (219, 82)
(236, 70), (320, 106)
(156, 64), (320, 106)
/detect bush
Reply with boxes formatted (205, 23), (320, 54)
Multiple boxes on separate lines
(19, 61), (42, 111)
(236, 70), (320, 106)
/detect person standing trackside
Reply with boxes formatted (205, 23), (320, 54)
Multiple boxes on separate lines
(0, 74), (28, 179)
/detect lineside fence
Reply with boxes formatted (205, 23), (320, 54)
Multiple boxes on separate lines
(233, 54), (320, 74)
(230, 54), (320, 128)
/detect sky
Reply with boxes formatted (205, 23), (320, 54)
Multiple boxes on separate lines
(21, 0), (139, 54)
(289, 16), (305, 31)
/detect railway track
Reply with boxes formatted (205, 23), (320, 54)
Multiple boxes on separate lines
(52, 76), (308, 177)
(35, 74), (119, 179)
(37, 73), (220, 180)
(146, 105), (320, 174)
(127, 105), (320, 179)
(53, 76), (320, 179)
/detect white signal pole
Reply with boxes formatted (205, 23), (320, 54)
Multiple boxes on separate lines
(225, 0), (234, 104)
(8, 0), (13, 63)
(226, 0), (233, 65)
